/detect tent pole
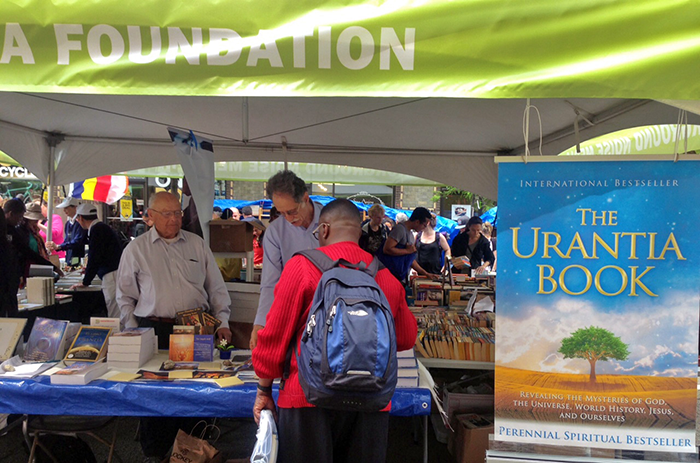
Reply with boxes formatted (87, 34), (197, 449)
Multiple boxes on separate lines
(242, 97), (249, 144)
(45, 133), (64, 252)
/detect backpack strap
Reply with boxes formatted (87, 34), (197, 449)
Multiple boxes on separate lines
(295, 248), (384, 277)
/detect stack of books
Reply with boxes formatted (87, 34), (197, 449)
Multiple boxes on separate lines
(396, 348), (419, 388)
(26, 277), (55, 305)
(107, 328), (156, 369)
(413, 280), (444, 306)
(412, 309), (495, 362)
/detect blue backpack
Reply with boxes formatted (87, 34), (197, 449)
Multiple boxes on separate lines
(290, 249), (398, 412)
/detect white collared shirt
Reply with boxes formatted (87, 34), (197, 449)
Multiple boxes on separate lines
(116, 227), (231, 329)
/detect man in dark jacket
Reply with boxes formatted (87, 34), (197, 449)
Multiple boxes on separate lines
(0, 208), (20, 317)
(69, 203), (123, 323)
(4, 199), (57, 281)
(48, 197), (86, 267)
(450, 216), (495, 275)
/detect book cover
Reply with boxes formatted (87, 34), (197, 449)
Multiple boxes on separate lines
(24, 317), (68, 362)
(0, 318), (27, 361)
(169, 334), (194, 362)
(64, 326), (112, 364)
(176, 308), (205, 326)
(194, 335), (214, 362)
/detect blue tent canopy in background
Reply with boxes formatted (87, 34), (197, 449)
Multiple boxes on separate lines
(214, 195), (461, 241)
(480, 206), (498, 226)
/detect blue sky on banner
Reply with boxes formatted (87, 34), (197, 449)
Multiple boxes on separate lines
(497, 161), (699, 378)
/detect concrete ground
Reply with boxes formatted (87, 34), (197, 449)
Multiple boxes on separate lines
(0, 414), (452, 463)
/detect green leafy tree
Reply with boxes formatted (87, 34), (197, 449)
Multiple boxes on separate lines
(558, 326), (630, 383)
(431, 187), (496, 216)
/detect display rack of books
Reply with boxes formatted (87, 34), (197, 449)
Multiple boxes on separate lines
(411, 276), (495, 314)
(412, 307), (495, 370)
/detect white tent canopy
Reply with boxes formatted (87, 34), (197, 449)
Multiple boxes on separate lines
(1, 93), (699, 200)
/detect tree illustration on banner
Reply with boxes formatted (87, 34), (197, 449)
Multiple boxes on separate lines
(559, 326), (630, 383)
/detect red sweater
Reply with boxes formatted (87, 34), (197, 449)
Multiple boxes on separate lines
(252, 241), (418, 409)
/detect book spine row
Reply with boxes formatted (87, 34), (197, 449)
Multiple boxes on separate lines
(413, 312), (496, 362)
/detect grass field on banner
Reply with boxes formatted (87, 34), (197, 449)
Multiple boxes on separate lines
(496, 367), (696, 429)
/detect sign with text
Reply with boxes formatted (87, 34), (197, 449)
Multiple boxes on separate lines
(494, 158), (700, 453)
(0, 1), (699, 99)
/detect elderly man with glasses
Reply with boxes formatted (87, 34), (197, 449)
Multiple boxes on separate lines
(116, 191), (232, 462)
(250, 170), (322, 349)
(117, 191), (232, 345)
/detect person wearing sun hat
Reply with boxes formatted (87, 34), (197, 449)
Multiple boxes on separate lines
(47, 197), (86, 267)
(70, 203), (123, 323)
(23, 202), (51, 259)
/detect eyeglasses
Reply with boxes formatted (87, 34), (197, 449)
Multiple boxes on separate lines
(278, 202), (303, 218)
(312, 222), (330, 240)
(151, 209), (184, 219)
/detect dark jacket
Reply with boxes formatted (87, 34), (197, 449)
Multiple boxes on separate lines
(450, 232), (495, 272)
(60, 218), (87, 263)
(0, 236), (21, 317)
(7, 225), (55, 279)
(83, 222), (123, 286)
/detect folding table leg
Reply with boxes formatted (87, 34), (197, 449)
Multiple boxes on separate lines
(423, 415), (428, 463)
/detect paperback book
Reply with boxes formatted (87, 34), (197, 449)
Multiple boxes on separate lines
(0, 318), (27, 361)
(24, 317), (68, 362)
(50, 361), (108, 385)
(64, 326), (112, 364)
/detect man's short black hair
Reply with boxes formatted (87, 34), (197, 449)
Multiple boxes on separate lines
(320, 198), (361, 224)
(213, 206), (222, 213)
(3, 198), (26, 215)
(467, 216), (483, 228)
(409, 207), (432, 224)
(266, 170), (308, 202)
(240, 206), (253, 216)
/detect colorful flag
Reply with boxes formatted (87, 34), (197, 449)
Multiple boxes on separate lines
(71, 176), (129, 205)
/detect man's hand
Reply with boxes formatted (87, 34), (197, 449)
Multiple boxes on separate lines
(216, 327), (232, 344)
(253, 389), (277, 424)
(46, 241), (57, 252)
(405, 243), (417, 254)
(70, 283), (87, 290)
(249, 324), (264, 350)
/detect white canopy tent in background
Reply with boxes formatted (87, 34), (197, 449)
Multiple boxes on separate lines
(1, 94), (700, 202)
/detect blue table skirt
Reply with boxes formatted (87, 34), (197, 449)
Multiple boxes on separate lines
(0, 376), (430, 418)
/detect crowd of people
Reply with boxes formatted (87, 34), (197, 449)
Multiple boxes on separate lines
(2, 170), (497, 462)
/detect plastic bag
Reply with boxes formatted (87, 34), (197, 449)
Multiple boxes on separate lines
(250, 410), (278, 463)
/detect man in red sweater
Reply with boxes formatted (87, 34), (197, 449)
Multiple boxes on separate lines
(252, 199), (417, 463)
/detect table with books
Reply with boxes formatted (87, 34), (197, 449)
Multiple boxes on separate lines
(0, 319), (432, 460)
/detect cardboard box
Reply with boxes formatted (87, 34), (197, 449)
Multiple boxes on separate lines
(454, 414), (493, 463)
(209, 221), (253, 252)
(444, 389), (494, 424)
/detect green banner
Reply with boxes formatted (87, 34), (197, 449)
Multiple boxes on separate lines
(559, 125), (700, 156)
(1, 0), (699, 98)
(126, 161), (441, 185)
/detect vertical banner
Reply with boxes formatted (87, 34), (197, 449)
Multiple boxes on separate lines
(494, 158), (699, 453)
(168, 128), (214, 244)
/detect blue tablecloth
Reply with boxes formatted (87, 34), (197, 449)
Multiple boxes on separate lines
(0, 376), (430, 418)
